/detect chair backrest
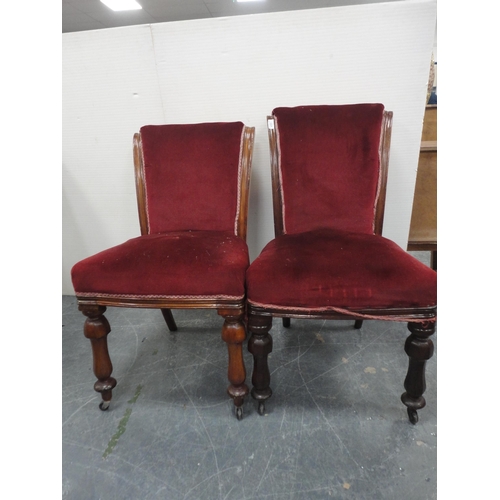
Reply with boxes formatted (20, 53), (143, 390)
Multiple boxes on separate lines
(268, 104), (392, 236)
(134, 122), (254, 240)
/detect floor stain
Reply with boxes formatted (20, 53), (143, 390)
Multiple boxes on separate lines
(103, 385), (143, 459)
(128, 384), (143, 404)
(364, 367), (377, 374)
(103, 408), (133, 459)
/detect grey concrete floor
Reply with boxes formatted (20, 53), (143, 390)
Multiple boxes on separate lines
(62, 255), (437, 500)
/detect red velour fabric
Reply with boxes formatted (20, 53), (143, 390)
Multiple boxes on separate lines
(246, 228), (437, 311)
(140, 122), (244, 234)
(72, 231), (249, 300)
(273, 104), (384, 235)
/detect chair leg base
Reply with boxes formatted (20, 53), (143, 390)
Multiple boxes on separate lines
(99, 401), (111, 411)
(249, 391), (270, 416)
(228, 389), (248, 420)
(250, 387), (272, 416)
(407, 408), (419, 425)
(235, 407), (243, 421)
(94, 384), (116, 410)
(257, 401), (266, 416)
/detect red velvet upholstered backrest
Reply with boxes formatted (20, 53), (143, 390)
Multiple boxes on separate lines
(138, 122), (245, 234)
(272, 104), (386, 235)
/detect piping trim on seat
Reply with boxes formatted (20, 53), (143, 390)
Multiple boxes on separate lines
(76, 292), (245, 301)
(247, 300), (436, 323)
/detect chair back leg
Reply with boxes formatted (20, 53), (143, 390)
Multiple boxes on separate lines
(161, 308), (178, 331)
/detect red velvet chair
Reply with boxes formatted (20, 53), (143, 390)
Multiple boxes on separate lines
(71, 121), (255, 420)
(246, 104), (437, 424)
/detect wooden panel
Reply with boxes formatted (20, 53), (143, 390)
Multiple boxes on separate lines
(421, 105), (437, 142)
(408, 149), (437, 245)
(408, 105), (437, 248)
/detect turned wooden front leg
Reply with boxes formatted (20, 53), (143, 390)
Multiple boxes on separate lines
(218, 307), (249, 420)
(79, 304), (117, 411)
(401, 321), (435, 424)
(247, 313), (273, 415)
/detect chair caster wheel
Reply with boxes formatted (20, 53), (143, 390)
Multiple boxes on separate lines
(407, 408), (418, 424)
(235, 407), (243, 421)
(99, 401), (110, 411)
(258, 401), (265, 416)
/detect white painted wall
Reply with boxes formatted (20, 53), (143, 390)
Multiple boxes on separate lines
(62, 0), (437, 295)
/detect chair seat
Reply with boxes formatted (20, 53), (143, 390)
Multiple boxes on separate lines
(246, 228), (436, 312)
(72, 230), (249, 301)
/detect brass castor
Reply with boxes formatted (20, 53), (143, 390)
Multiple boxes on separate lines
(235, 407), (243, 421)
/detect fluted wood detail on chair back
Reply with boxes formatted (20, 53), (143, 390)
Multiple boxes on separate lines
(374, 110), (393, 236)
(133, 132), (149, 236)
(235, 126), (254, 242)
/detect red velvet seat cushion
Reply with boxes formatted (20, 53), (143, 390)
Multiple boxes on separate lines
(246, 228), (436, 312)
(71, 231), (249, 300)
